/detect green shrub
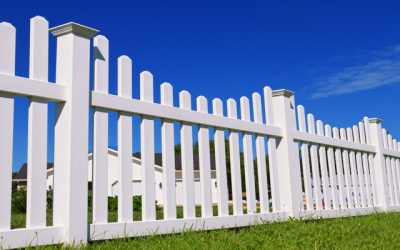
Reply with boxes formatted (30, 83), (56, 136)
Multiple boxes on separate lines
(133, 195), (142, 211)
(11, 187), (142, 214)
(108, 196), (118, 212)
(108, 195), (142, 212)
(11, 187), (26, 213)
(47, 189), (53, 210)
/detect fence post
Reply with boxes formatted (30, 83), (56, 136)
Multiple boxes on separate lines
(271, 89), (302, 217)
(367, 118), (390, 211)
(50, 23), (98, 245)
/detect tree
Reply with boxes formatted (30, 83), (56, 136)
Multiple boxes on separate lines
(174, 139), (272, 200)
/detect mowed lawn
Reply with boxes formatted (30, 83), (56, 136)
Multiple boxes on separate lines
(22, 212), (400, 249)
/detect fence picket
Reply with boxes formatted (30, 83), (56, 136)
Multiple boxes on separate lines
(240, 97), (257, 214)
(347, 128), (360, 207)
(252, 93), (269, 213)
(333, 128), (346, 208)
(117, 56), (133, 222)
(358, 122), (373, 207)
(297, 105), (312, 210)
(263, 87), (280, 212)
(0, 21), (15, 230)
(393, 139), (400, 205)
(388, 135), (399, 205)
(161, 83), (177, 220)
(392, 137), (399, 205)
(394, 140), (400, 204)
(353, 125), (366, 207)
(307, 114), (322, 210)
(213, 98), (229, 216)
(227, 99), (243, 215)
(316, 120), (330, 209)
(196, 96), (213, 217)
(382, 129), (394, 205)
(179, 91), (196, 218)
(93, 35), (109, 224)
(325, 125), (338, 209)
(140, 71), (156, 221)
(340, 128), (354, 208)
(27, 16), (48, 228)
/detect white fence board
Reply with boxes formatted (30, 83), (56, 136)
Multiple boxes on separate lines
(196, 96), (213, 217)
(252, 93), (269, 213)
(117, 56), (133, 222)
(27, 16), (49, 228)
(297, 105), (313, 210)
(0, 22), (15, 230)
(213, 98), (229, 216)
(307, 114), (322, 210)
(227, 99), (243, 215)
(292, 130), (376, 153)
(0, 74), (65, 101)
(317, 121), (331, 209)
(394, 141), (400, 204)
(179, 91), (196, 218)
(333, 128), (346, 208)
(91, 91), (282, 137)
(347, 128), (360, 207)
(161, 83), (177, 219)
(240, 97), (257, 214)
(140, 71), (156, 221)
(388, 135), (399, 205)
(93, 35), (109, 224)
(89, 212), (288, 241)
(382, 129), (395, 205)
(395, 141), (400, 205)
(325, 125), (338, 210)
(0, 226), (64, 249)
(340, 128), (354, 208)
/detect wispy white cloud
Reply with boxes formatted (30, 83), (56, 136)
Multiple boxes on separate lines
(310, 45), (400, 98)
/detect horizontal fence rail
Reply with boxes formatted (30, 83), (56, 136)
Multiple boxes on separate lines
(0, 16), (399, 249)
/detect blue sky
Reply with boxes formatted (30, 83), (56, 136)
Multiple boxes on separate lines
(1, 0), (400, 171)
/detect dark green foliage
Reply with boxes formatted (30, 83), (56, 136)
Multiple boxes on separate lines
(133, 195), (142, 211)
(11, 187), (26, 213)
(174, 139), (273, 200)
(108, 196), (118, 212)
(107, 195), (142, 212)
(47, 189), (53, 210)
(11, 187), (141, 215)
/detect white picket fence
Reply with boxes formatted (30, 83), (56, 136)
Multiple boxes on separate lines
(0, 16), (400, 248)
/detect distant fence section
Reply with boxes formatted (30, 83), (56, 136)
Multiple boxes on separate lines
(0, 16), (399, 248)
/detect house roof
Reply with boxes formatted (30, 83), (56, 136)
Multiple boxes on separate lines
(15, 151), (217, 180)
(14, 163), (54, 180)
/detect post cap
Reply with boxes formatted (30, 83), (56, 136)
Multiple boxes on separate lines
(272, 89), (294, 98)
(50, 22), (99, 39)
(369, 118), (382, 124)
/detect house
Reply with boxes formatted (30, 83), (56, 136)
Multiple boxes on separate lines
(14, 148), (219, 205)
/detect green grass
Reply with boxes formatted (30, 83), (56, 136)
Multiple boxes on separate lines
(17, 212), (400, 249)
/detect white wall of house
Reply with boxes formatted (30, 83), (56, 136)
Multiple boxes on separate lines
(46, 169), (54, 190)
(47, 149), (218, 206)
